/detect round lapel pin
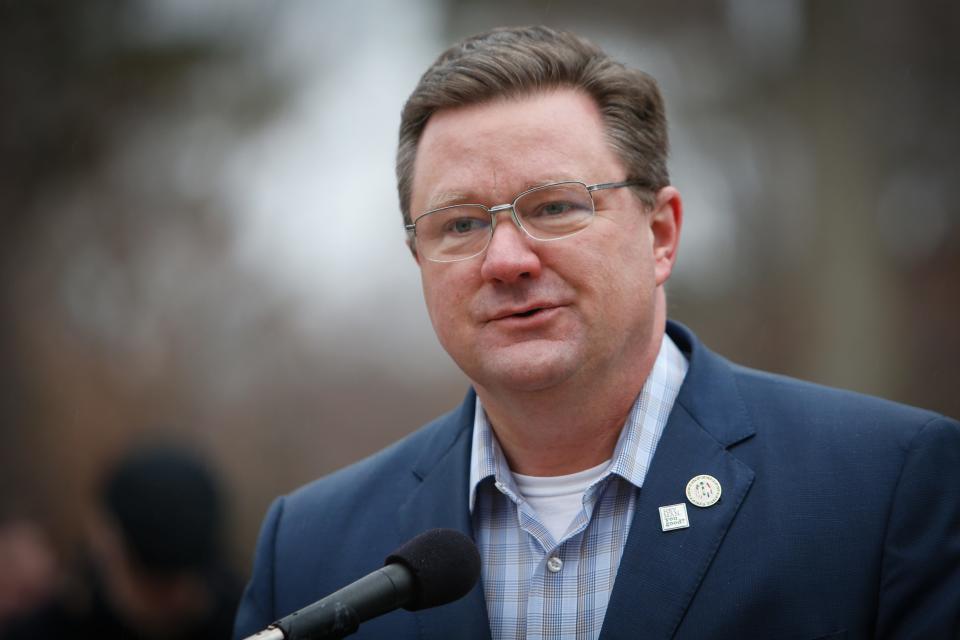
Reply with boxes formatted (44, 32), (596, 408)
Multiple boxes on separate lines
(686, 474), (722, 507)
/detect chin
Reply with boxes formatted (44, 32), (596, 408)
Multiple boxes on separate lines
(468, 340), (581, 393)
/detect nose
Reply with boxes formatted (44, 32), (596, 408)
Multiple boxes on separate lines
(479, 208), (542, 283)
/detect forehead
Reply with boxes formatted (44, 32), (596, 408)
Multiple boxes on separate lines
(410, 89), (625, 211)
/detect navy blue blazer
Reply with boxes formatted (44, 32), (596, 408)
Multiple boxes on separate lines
(235, 322), (960, 639)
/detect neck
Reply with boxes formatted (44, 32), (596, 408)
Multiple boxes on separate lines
(476, 312), (667, 476)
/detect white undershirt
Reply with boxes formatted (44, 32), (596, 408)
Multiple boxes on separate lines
(512, 459), (612, 543)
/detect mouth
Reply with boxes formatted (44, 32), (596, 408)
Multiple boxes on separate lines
(488, 304), (559, 322)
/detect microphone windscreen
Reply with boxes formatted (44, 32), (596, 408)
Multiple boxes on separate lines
(384, 528), (480, 611)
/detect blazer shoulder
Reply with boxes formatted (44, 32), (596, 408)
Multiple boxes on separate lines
(283, 395), (473, 520)
(671, 319), (952, 427)
(240, 393), (476, 626)
(668, 319), (955, 450)
(728, 360), (955, 442)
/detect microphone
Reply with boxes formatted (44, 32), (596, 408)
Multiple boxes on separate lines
(243, 528), (480, 640)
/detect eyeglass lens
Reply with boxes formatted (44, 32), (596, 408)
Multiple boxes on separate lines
(415, 182), (595, 262)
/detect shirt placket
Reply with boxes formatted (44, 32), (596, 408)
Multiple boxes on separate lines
(519, 476), (615, 640)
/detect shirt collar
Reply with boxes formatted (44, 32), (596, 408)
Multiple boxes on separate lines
(468, 332), (689, 512)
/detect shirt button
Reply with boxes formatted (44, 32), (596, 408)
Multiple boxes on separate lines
(546, 557), (563, 573)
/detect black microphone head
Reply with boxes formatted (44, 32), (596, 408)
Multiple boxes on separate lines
(384, 528), (480, 611)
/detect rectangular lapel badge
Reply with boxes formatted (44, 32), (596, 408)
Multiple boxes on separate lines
(659, 503), (690, 532)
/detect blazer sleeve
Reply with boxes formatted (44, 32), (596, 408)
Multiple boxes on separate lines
(875, 416), (960, 637)
(233, 497), (285, 640)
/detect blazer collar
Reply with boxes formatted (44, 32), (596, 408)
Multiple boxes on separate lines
(667, 320), (755, 448)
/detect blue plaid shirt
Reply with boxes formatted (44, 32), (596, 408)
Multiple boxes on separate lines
(469, 334), (688, 640)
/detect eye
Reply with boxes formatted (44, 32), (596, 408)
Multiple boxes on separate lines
(529, 199), (587, 218)
(539, 201), (575, 216)
(442, 216), (488, 235)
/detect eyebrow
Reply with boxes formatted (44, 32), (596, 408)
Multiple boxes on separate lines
(423, 177), (582, 212)
(423, 191), (477, 212)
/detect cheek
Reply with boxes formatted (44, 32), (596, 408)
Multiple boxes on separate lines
(578, 239), (649, 295)
(420, 276), (445, 329)
(583, 217), (655, 282)
(421, 269), (471, 337)
(611, 230), (656, 288)
(571, 236), (656, 333)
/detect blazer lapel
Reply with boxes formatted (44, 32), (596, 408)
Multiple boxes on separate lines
(396, 392), (492, 640)
(601, 322), (757, 639)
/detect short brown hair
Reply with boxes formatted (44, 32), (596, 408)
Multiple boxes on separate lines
(396, 25), (670, 226)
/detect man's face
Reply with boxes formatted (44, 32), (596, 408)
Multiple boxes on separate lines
(410, 89), (680, 396)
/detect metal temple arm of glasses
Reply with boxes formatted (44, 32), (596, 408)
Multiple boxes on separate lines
(586, 180), (646, 193)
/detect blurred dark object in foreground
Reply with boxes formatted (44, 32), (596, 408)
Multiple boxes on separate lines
(2, 446), (241, 640)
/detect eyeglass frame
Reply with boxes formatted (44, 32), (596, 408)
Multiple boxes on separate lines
(405, 180), (647, 263)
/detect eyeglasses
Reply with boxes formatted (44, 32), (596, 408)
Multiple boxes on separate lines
(406, 180), (644, 263)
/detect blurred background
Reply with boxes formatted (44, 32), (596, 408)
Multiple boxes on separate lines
(1, 0), (958, 590)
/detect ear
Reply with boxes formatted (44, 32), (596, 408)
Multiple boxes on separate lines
(649, 186), (682, 286)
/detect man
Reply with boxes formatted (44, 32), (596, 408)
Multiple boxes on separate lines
(5, 446), (241, 640)
(235, 26), (960, 639)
